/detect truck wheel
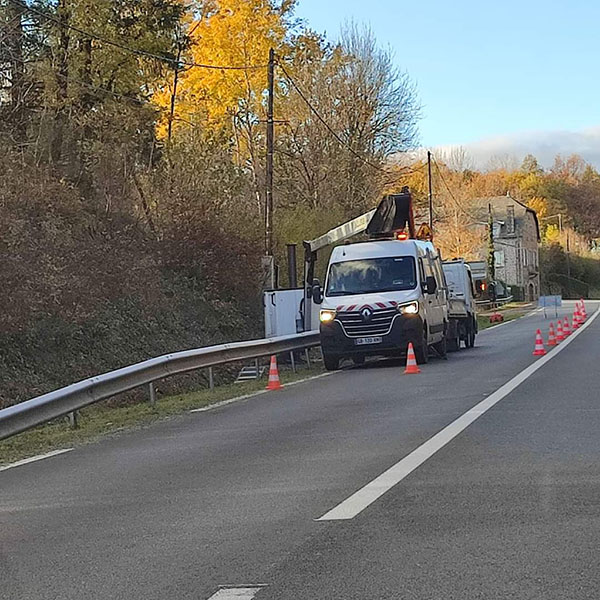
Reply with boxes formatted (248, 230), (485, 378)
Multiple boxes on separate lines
(414, 328), (429, 364)
(447, 322), (460, 352)
(352, 355), (365, 366)
(433, 333), (447, 358)
(468, 328), (476, 348)
(466, 318), (476, 348)
(323, 352), (340, 371)
(448, 329), (460, 352)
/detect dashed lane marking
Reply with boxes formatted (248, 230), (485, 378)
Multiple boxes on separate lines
(206, 586), (266, 599)
(190, 373), (333, 413)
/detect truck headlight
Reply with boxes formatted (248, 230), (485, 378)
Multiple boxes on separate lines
(320, 309), (336, 323)
(398, 301), (419, 315)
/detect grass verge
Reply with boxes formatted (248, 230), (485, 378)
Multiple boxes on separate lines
(477, 311), (525, 331)
(0, 365), (325, 467)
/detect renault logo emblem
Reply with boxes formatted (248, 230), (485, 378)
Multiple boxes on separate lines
(361, 307), (373, 321)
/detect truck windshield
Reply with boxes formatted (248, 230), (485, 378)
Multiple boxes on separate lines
(326, 257), (417, 296)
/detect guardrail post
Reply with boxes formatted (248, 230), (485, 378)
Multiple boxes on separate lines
(68, 411), (79, 429)
(0, 330), (321, 441)
(290, 351), (296, 373)
(208, 367), (214, 390)
(305, 348), (311, 369)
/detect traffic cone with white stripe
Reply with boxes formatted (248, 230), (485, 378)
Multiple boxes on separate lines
(563, 316), (571, 337)
(532, 329), (546, 356)
(579, 300), (587, 325)
(547, 322), (557, 346)
(573, 306), (581, 329)
(556, 319), (564, 342)
(404, 342), (421, 374)
(265, 355), (283, 390)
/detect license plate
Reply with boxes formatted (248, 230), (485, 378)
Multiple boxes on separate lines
(355, 336), (382, 345)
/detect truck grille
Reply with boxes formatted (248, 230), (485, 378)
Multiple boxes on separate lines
(336, 307), (397, 338)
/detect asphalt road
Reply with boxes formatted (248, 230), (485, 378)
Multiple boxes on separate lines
(1, 301), (598, 600)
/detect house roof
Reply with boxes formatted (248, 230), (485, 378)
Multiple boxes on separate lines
(474, 195), (541, 241)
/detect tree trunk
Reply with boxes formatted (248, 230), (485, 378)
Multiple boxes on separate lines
(3, 0), (26, 142)
(51, 0), (71, 167)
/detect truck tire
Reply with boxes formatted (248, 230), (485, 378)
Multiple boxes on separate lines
(466, 317), (476, 348)
(447, 321), (461, 352)
(414, 327), (429, 365)
(323, 352), (340, 371)
(433, 333), (447, 358)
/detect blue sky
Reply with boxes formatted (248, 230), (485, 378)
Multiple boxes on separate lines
(294, 0), (600, 167)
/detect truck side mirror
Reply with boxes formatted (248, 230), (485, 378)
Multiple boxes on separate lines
(425, 276), (437, 295)
(312, 278), (323, 304)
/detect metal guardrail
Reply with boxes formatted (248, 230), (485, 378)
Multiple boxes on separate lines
(475, 295), (514, 308)
(0, 331), (320, 441)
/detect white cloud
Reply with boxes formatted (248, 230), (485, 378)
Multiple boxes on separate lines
(433, 126), (600, 171)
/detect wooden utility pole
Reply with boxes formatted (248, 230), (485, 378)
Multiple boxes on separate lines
(487, 203), (495, 280)
(265, 48), (275, 257)
(566, 231), (571, 298)
(167, 44), (182, 145)
(427, 150), (433, 230)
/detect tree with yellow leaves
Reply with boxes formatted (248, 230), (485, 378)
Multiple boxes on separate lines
(153, 1), (292, 142)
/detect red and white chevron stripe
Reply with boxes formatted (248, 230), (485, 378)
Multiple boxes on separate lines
(335, 301), (398, 313)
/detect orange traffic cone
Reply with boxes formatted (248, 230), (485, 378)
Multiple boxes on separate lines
(547, 322), (557, 346)
(265, 355), (283, 390)
(563, 317), (571, 337)
(404, 342), (421, 374)
(532, 329), (547, 356)
(580, 302), (587, 321)
(556, 319), (564, 342)
(573, 307), (581, 329)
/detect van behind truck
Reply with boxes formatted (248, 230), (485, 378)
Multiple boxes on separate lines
(442, 259), (477, 350)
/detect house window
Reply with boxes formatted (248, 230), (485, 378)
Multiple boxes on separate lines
(494, 250), (505, 267)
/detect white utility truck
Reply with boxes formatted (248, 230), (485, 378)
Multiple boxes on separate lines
(308, 192), (449, 370)
(442, 259), (478, 350)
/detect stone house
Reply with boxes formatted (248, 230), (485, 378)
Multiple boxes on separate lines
(477, 195), (541, 301)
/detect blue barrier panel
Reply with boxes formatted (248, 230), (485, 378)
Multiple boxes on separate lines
(538, 295), (562, 308)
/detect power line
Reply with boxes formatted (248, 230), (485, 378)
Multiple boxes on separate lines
(6, 53), (205, 127)
(279, 62), (422, 179)
(431, 154), (478, 220)
(8, 0), (268, 71)
(7, 53), (151, 105)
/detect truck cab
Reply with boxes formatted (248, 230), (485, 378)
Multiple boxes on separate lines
(316, 238), (448, 370)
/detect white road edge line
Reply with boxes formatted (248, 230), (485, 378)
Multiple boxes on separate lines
(190, 372), (333, 413)
(317, 307), (599, 521)
(0, 448), (73, 473)
(207, 586), (266, 599)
